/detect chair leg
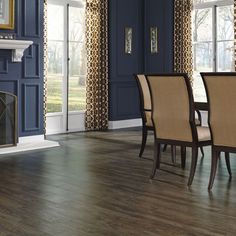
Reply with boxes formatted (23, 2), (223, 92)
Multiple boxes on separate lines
(181, 146), (186, 169)
(225, 152), (232, 177)
(171, 145), (176, 164)
(163, 144), (167, 152)
(208, 149), (219, 190)
(150, 141), (161, 179)
(139, 126), (148, 157)
(200, 146), (204, 157)
(188, 146), (198, 186)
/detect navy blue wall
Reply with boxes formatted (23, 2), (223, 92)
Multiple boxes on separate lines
(0, 0), (44, 137)
(109, 0), (174, 121)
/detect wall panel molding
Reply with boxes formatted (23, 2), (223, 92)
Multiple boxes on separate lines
(22, 0), (40, 38)
(116, 0), (143, 77)
(0, 59), (9, 74)
(0, 80), (19, 96)
(22, 83), (40, 132)
(109, 0), (174, 121)
(22, 43), (40, 78)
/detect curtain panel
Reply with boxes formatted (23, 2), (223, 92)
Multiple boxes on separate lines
(174, 0), (193, 84)
(85, 0), (109, 131)
(43, 0), (48, 135)
(235, 0), (236, 71)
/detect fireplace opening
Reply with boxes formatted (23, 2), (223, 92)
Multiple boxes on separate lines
(0, 91), (18, 148)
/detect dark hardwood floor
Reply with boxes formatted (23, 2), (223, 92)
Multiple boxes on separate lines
(0, 129), (236, 235)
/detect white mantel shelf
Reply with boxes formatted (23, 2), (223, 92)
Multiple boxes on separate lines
(0, 39), (33, 62)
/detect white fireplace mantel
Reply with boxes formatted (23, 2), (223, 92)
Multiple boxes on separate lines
(0, 39), (33, 62)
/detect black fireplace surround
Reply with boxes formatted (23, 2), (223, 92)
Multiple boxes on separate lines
(0, 91), (18, 148)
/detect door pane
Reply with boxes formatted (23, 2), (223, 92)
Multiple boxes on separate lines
(68, 6), (86, 112)
(47, 75), (64, 113)
(47, 5), (64, 41)
(47, 4), (64, 113)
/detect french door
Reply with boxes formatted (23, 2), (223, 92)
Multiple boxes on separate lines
(46, 0), (86, 134)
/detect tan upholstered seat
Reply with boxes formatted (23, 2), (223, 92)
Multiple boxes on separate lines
(195, 119), (201, 126)
(145, 111), (152, 127)
(146, 73), (211, 186)
(201, 72), (236, 190)
(197, 126), (210, 141)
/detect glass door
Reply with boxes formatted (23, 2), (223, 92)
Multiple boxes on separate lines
(46, 0), (86, 135)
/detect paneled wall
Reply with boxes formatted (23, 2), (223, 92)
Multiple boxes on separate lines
(0, 0), (44, 137)
(0, 0), (174, 135)
(109, 0), (174, 121)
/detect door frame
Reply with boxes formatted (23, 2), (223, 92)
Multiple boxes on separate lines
(46, 0), (86, 135)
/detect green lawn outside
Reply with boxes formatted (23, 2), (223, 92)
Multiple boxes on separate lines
(47, 75), (86, 113)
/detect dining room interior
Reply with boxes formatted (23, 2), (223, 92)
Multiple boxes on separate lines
(0, 0), (236, 235)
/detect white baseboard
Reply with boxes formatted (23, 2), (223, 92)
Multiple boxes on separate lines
(19, 135), (45, 143)
(108, 118), (142, 130)
(108, 111), (208, 130)
(0, 135), (60, 155)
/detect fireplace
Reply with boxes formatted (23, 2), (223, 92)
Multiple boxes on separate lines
(0, 91), (18, 148)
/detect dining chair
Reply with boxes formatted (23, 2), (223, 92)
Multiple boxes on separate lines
(201, 72), (236, 190)
(146, 73), (211, 186)
(135, 74), (176, 162)
(135, 74), (204, 161)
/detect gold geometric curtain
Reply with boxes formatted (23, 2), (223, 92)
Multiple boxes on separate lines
(85, 0), (109, 131)
(174, 0), (193, 84)
(235, 0), (236, 71)
(43, 0), (48, 135)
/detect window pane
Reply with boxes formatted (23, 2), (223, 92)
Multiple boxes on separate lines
(217, 41), (234, 72)
(217, 6), (234, 41)
(47, 5), (64, 40)
(193, 42), (213, 72)
(194, 0), (220, 3)
(193, 73), (207, 102)
(192, 8), (212, 42)
(193, 42), (212, 102)
(47, 76), (63, 113)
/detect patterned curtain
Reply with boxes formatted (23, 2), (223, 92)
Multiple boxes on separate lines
(174, 0), (193, 84)
(43, 0), (48, 135)
(85, 0), (109, 131)
(235, 1), (236, 71)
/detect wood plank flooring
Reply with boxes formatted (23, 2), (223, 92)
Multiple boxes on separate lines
(0, 129), (236, 235)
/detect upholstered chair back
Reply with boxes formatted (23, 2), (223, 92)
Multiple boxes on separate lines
(135, 74), (152, 126)
(136, 74), (151, 110)
(201, 73), (236, 147)
(146, 74), (193, 142)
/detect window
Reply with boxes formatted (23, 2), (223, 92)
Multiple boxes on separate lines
(192, 0), (234, 101)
